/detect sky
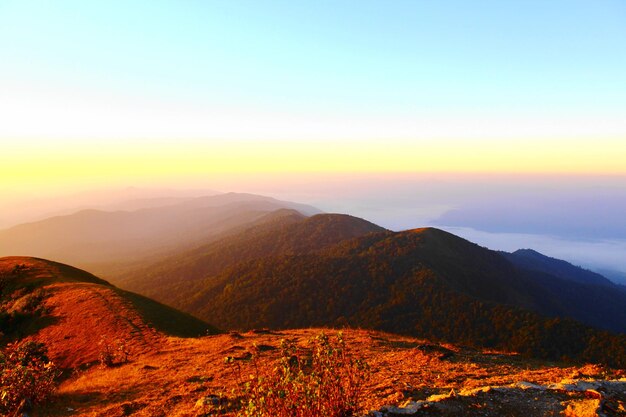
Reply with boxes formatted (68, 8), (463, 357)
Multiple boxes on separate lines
(1, 0), (626, 193)
(1, 1), (626, 275)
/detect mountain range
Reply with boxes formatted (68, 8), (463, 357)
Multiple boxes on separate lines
(0, 192), (319, 276)
(2, 192), (625, 367)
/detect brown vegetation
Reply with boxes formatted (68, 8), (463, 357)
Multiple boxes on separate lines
(32, 328), (626, 417)
(2, 255), (625, 416)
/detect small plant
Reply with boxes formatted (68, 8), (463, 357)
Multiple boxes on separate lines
(0, 341), (59, 416)
(98, 337), (130, 367)
(232, 331), (369, 417)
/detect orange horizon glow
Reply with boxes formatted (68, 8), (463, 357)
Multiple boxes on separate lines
(2, 135), (626, 193)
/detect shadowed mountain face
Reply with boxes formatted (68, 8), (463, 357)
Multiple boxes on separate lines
(139, 225), (626, 366)
(594, 268), (626, 286)
(0, 256), (216, 368)
(0, 193), (319, 276)
(502, 249), (615, 287)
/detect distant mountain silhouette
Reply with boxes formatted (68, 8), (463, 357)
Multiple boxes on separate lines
(0, 186), (220, 229)
(593, 267), (626, 286)
(502, 249), (614, 287)
(0, 193), (320, 276)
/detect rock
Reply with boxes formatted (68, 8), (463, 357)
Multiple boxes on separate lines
(119, 402), (145, 415)
(514, 381), (546, 390)
(562, 398), (602, 417)
(459, 386), (492, 396)
(255, 344), (276, 351)
(426, 389), (456, 402)
(380, 400), (424, 415)
(195, 395), (220, 408)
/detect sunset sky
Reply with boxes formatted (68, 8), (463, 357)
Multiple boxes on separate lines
(1, 0), (626, 193)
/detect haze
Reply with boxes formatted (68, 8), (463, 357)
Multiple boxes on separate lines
(1, 2), (625, 278)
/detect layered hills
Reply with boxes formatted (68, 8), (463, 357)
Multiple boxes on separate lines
(0, 193), (319, 276)
(108, 210), (626, 367)
(118, 211), (385, 299)
(2, 203), (626, 416)
(2, 197), (626, 367)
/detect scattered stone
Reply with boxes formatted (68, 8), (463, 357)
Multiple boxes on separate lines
(415, 344), (455, 360)
(186, 375), (212, 383)
(255, 344), (277, 351)
(514, 381), (546, 390)
(562, 398), (602, 417)
(119, 401), (145, 415)
(195, 395), (221, 408)
(365, 379), (626, 417)
(426, 389), (456, 402)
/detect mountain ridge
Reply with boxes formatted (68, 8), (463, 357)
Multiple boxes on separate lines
(159, 225), (626, 366)
(0, 256), (217, 368)
(0, 193), (320, 277)
(117, 212), (385, 298)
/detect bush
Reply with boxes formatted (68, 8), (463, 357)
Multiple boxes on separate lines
(0, 341), (58, 415)
(98, 337), (130, 367)
(231, 332), (369, 417)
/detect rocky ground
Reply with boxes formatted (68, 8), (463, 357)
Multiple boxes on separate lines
(33, 329), (625, 417)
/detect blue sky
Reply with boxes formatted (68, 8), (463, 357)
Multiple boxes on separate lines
(2, 0), (625, 121)
(1, 0), (626, 189)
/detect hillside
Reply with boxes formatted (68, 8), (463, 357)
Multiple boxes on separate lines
(501, 249), (626, 333)
(0, 256), (216, 368)
(503, 249), (615, 287)
(0, 193), (319, 277)
(180, 228), (626, 366)
(117, 212), (386, 303)
(35, 328), (626, 416)
(2, 258), (625, 416)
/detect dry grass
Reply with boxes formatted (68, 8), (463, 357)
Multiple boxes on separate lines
(27, 328), (624, 417)
(3, 257), (624, 417)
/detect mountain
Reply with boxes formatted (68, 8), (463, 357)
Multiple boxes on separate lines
(498, 249), (626, 331)
(117, 211), (385, 303)
(0, 256), (216, 368)
(0, 193), (320, 276)
(502, 249), (615, 287)
(174, 227), (626, 366)
(0, 186), (219, 229)
(594, 268), (626, 286)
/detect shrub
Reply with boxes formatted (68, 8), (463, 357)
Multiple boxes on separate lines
(232, 331), (369, 417)
(98, 337), (130, 367)
(0, 341), (58, 415)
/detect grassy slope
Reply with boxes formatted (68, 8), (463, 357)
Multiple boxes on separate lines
(0, 257), (218, 368)
(41, 328), (626, 416)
